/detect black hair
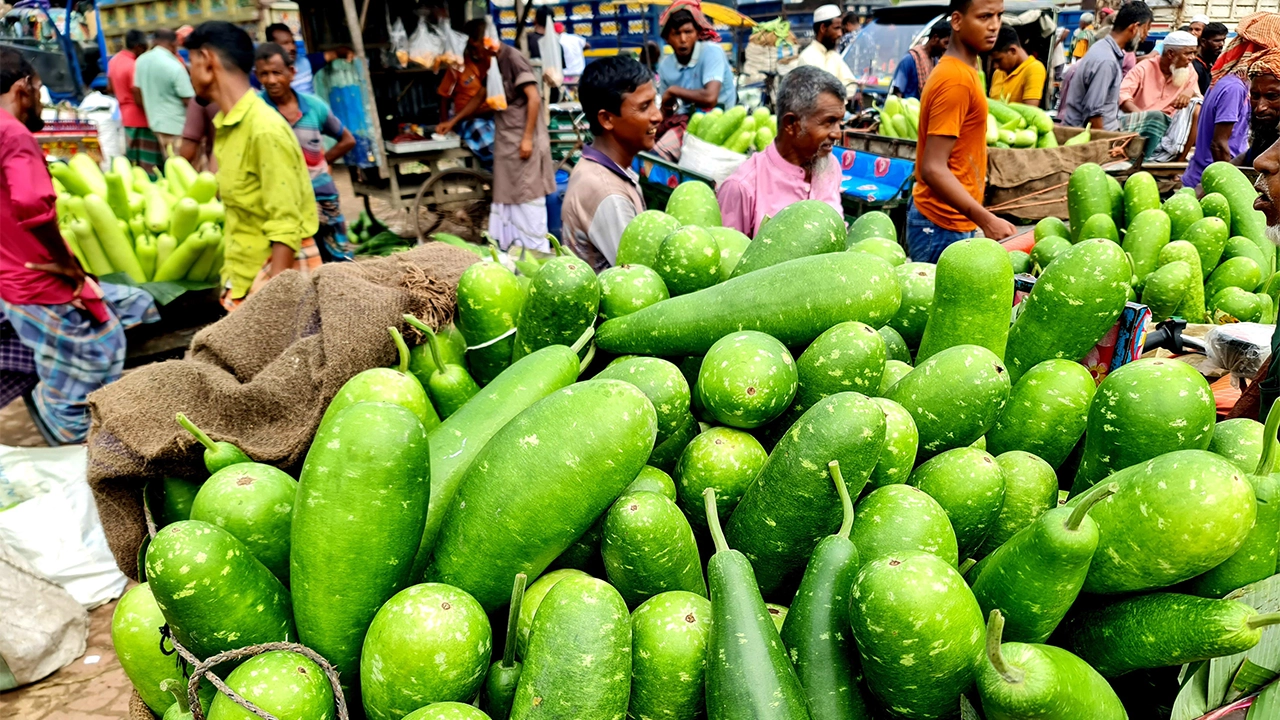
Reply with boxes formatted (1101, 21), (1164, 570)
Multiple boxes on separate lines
(1203, 22), (1229, 39)
(663, 9), (696, 39)
(993, 25), (1020, 53)
(1114, 2), (1153, 33)
(463, 19), (487, 43)
(254, 41), (292, 67)
(580, 55), (653, 134)
(125, 29), (148, 49)
(843, 11), (858, 25)
(535, 7), (552, 27)
(1179, 24), (1192, 32)
(185, 21), (254, 75)
(153, 28), (177, 43)
(0, 48), (35, 95)
(949, 0), (972, 14)
(639, 40), (662, 70)
(264, 23), (292, 42)
(929, 21), (951, 40)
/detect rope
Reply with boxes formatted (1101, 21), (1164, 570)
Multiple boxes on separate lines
(144, 496), (349, 720)
(986, 180), (1069, 213)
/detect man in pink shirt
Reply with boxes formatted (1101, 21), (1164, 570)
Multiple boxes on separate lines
(716, 66), (844, 237)
(107, 30), (159, 172)
(1120, 30), (1202, 161)
(0, 50), (157, 442)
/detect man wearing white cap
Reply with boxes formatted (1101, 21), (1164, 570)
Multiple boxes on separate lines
(1120, 29), (1202, 160)
(1189, 14), (1211, 37)
(798, 4), (859, 97)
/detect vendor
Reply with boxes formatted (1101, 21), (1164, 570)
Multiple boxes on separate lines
(562, 57), (661, 270)
(262, 23), (352, 95)
(1193, 22), (1228, 94)
(1189, 14), (1210, 38)
(1183, 15), (1280, 188)
(656, 0), (735, 126)
(185, 21), (320, 310)
(435, 24), (495, 168)
(908, 0), (1015, 263)
(716, 66), (844, 237)
(1059, 4), (1152, 132)
(1118, 30), (1202, 161)
(989, 26), (1046, 107)
(1254, 137), (1280, 420)
(890, 22), (949, 100)
(0, 50), (158, 443)
(254, 43), (358, 262)
(798, 5), (859, 98)
(462, 20), (556, 253)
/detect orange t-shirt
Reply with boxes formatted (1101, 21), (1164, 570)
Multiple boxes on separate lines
(438, 59), (485, 118)
(912, 55), (989, 232)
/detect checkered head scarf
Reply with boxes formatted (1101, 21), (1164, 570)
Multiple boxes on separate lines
(1211, 11), (1280, 85)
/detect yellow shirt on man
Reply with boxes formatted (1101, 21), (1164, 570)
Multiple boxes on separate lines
(990, 56), (1047, 105)
(213, 91), (318, 298)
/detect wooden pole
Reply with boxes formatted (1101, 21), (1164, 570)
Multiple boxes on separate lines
(340, 0), (390, 179)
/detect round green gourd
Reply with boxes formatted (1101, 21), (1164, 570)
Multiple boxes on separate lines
(1008, 249), (1031, 274)
(1164, 189), (1205, 240)
(732, 199), (846, 276)
(985, 359), (1095, 469)
(512, 250), (601, 360)
(629, 591), (713, 720)
(455, 261), (524, 384)
(321, 327), (438, 431)
(1201, 191), (1232, 226)
(1078, 213), (1118, 243)
(697, 331), (797, 429)
(867, 397), (919, 488)
(793, 321), (886, 413)
(878, 325), (911, 364)
(627, 465), (678, 500)
(1123, 170), (1160, 222)
(976, 451), (1058, 557)
(1158, 240), (1207, 321)
(360, 584), (493, 720)
(655, 226), (722, 296)
(601, 491), (707, 607)
(596, 355), (691, 445)
(1207, 418), (1266, 473)
(1184, 216), (1230, 278)
(1030, 235), (1071, 273)
(598, 264), (670, 320)
(403, 703), (493, 720)
(1141, 260), (1194, 321)
(1122, 207), (1172, 288)
(849, 236), (906, 266)
(112, 583), (208, 714)
(188, 462), (296, 583)
(852, 482), (959, 568)
(1033, 216), (1069, 242)
(888, 262), (935, 348)
(208, 651), (335, 720)
(708, 226), (751, 281)
(664, 181), (720, 227)
(848, 210), (897, 246)
(675, 426), (767, 526)
(877, 359), (912, 396)
(616, 210), (682, 267)
(884, 344), (1011, 459)
(910, 446), (1006, 559)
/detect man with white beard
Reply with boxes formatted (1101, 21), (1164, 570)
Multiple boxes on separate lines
(1119, 30), (1202, 160)
(716, 66), (845, 237)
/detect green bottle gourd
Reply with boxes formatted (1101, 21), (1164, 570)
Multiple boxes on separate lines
(1186, 400), (1280, 598)
(482, 573), (526, 720)
(968, 481), (1117, 644)
(778, 461), (871, 720)
(976, 610), (1127, 720)
(175, 412), (251, 473)
(702, 487), (812, 720)
(404, 315), (480, 419)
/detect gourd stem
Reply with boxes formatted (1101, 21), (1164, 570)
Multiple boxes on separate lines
(1246, 612), (1280, 630)
(986, 610), (1023, 685)
(958, 558), (977, 577)
(704, 488), (729, 554)
(579, 343), (596, 373)
(175, 413), (216, 452)
(489, 244), (501, 263)
(570, 326), (595, 354)
(388, 327), (411, 374)
(160, 679), (190, 714)
(1256, 399), (1280, 476)
(1066, 482), (1118, 531)
(547, 234), (566, 256)
(831, 460), (854, 539)
(502, 573), (527, 668)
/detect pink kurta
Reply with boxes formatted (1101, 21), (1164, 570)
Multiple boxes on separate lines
(1120, 54), (1200, 117)
(715, 144), (843, 237)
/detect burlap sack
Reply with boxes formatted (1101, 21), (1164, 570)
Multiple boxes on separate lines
(87, 244), (478, 579)
(985, 125), (1146, 223)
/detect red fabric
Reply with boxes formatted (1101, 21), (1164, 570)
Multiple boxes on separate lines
(658, 0), (721, 42)
(107, 50), (147, 129)
(0, 109), (79, 306)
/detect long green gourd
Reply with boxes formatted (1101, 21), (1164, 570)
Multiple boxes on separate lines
(916, 238), (1014, 362)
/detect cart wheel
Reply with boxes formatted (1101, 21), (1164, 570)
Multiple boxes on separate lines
(413, 168), (494, 244)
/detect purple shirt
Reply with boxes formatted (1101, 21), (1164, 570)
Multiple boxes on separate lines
(1184, 74), (1250, 188)
(716, 144), (843, 237)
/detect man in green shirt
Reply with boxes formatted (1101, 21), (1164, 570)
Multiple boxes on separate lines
(133, 29), (194, 157)
(184, 21), (318, 309)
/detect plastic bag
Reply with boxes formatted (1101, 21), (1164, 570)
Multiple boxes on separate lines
(0, 445), (127, 609)
(0, 539), (88, 689)
(678, 132), (749, 183)
(387, 5), (408, 54)
(407, 18), (447, 69)
(1203, 322), (1273, 385)
(539, 24), (563, 88)
(485, 52), (507, 111)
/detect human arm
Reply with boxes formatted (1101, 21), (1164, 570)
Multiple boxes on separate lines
(662, 81), (721, 110)
(132, 86), (145, 114)
(1211, 122), (1235, 162)
(5, 137), (85, 297)
(1018, 60), (1045, 107)
(918, 134), (1014, 239)
(438, 89), (486, 135)
(1089, 115), (1105, 129)
(520, 82), (540, 159)
(890, 60), (915, 98)
(326, 128), (356, 164)
(1118, 60), (1141, 111)
(256, 132), (315, 269)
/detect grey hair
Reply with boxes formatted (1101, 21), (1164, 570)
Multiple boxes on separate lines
(776, 66), (846, 120)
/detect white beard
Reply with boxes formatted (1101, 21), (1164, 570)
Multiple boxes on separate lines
(1268, 224), (1280, 247)
(1170, 65), (1191, 88)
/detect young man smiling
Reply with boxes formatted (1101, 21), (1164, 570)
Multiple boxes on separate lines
(561, 56), (662, 270)
(908, 0), (1014, 263)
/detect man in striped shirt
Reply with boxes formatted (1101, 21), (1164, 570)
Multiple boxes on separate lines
(255, 42), (357, 261)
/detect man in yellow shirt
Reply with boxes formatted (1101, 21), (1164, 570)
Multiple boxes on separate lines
(989, 26), (1047, 106)
(183, 21), (319, 310)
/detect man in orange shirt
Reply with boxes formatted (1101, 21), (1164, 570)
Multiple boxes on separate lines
(907, 0), (1014, 263)
(436, 27), (496, 166)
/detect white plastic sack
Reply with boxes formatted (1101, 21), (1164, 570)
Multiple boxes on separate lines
(387, 6), (409, 54)
(678, 132), (749, 184)
(0, 445), (127, 609)
(0, 539), (89, 690)
(79, 91), (124, 160)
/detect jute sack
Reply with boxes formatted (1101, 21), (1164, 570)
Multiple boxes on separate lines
(87, 244), (478, 579)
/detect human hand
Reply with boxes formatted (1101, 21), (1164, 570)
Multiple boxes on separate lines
(1172, 92), (1191, 110)
(980, 214), (1017, 241)
(27, 260), (86, 309)
(520, 137), (533, 159)
(436, 120), (454, 136)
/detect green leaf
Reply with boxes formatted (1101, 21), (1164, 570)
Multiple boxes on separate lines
(1249, 679), (1280, 719)
(1230, 659), (1280, 702)
(99, 272), (218, 306)
(1172, 660), (1212, 720)
(1184, 573), (1280, 711)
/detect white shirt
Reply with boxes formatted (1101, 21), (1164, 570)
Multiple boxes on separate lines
(797, 41), (858, 96)
(560, 34), (588, 76)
